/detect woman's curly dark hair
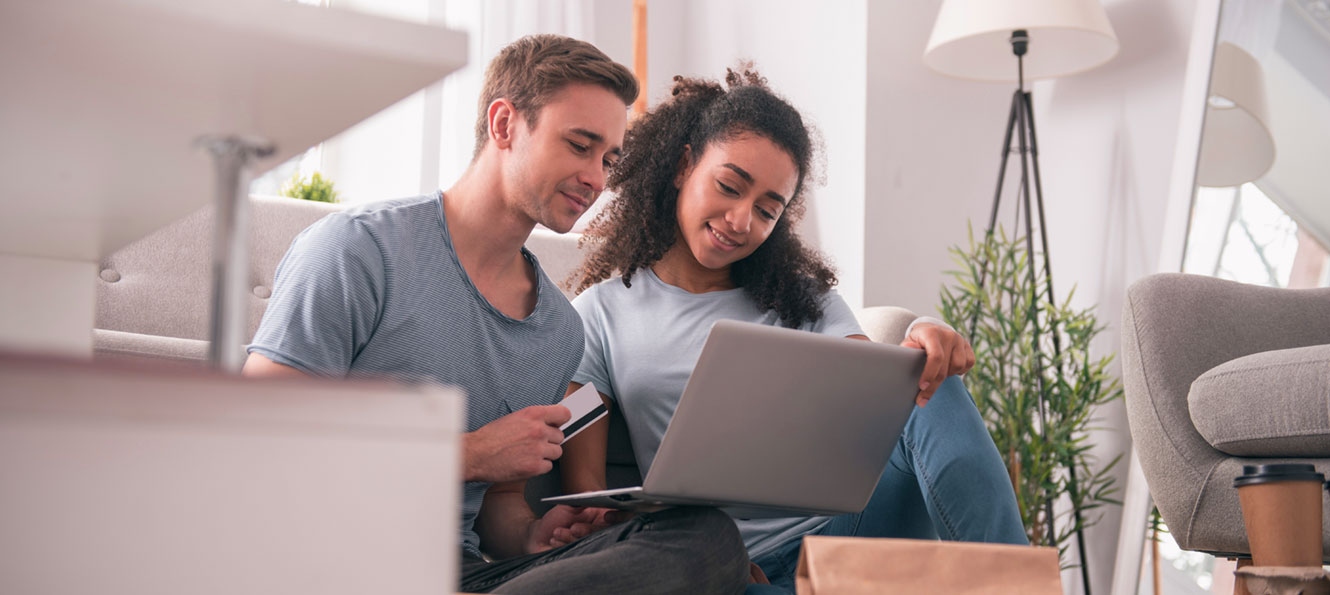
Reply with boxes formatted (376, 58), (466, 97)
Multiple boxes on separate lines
(571, 67), (837, 328)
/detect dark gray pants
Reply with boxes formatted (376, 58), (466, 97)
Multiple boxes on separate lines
(461, 507), (749, 594)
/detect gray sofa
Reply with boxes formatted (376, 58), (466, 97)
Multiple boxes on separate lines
(94, 195), (344, 364)
(93, 195), (921, 508)
(1120, 273), (1330, 557)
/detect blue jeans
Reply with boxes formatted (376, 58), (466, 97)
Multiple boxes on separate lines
(748, 376), (1027, 594)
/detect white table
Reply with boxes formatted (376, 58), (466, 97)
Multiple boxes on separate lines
(0, 0), (467, 358)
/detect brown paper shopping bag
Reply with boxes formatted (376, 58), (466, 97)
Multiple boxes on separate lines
(795, 536), (1062, 595)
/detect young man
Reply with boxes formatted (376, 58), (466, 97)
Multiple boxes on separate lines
(242, 35), (750, 594)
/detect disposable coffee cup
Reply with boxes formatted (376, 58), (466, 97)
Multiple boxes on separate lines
(1234, 464), (1325, 567)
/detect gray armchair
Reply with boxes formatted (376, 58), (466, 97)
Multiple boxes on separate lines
(1120, 273), (1330, 556)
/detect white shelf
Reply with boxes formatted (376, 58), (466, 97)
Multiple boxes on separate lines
(0, 0), (468, 262)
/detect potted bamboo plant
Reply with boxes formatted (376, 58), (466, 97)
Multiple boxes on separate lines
(938, 224), (1123, 574)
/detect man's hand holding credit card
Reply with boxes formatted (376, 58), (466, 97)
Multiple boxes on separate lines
(560, 383), (608, 443)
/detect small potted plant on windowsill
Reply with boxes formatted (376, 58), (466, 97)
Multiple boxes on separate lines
(280, 171), (340, 204)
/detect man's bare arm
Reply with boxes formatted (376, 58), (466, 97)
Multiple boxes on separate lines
(476, 481), (622, 558)
(474, 480), (539, 560)
(241, 352), (310, 378)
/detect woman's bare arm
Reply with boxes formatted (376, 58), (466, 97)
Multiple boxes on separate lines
(558, 382), (613, 494)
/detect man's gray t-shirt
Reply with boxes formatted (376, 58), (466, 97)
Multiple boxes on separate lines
(249, 191), (583, 558)
(570, 268), (864, 559)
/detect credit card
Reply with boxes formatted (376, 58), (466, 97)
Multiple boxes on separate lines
(560, 382), (609, 443)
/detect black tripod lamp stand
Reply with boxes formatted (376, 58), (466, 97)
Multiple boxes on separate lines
(924, 1), (1119, 593)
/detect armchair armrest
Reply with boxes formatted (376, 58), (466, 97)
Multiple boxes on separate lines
(855, 306), (919, 345)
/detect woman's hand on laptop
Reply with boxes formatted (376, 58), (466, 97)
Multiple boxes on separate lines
(900, 323), (976, 407)
(527, 505), (633, 553)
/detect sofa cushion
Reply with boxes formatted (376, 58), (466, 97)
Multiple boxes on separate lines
(1189, 344), (1330, 457)
(93, 329), (209, 365)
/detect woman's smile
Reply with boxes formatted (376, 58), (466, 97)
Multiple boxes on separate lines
(706, 223), (742, 250)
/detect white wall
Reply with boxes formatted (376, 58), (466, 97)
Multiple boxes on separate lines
(860, 1), (1203, 593)
(863, 2), (1012, 315)
(682, 1), (1203, 593)
(651, 3), (1207, 587)
(1034, 1), (1200, 593)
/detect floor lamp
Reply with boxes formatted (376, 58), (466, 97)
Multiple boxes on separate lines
(924, 1), (1118, 593)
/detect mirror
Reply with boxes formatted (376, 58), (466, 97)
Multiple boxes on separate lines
(1138, 3), (1330, 593)
(1181, 0), (1330, 290)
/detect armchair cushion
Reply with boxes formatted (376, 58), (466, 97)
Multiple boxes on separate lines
(1189, 344), (1330, 457)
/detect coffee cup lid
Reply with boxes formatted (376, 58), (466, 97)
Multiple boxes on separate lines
(1233, 463), (1325, 487)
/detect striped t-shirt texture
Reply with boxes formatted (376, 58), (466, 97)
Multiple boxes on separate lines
(248, 191), (584, 557)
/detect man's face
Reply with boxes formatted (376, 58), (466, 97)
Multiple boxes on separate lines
(504, 83), (628, 234)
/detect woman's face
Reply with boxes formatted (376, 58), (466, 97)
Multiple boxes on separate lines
(673, 133), (799, 270)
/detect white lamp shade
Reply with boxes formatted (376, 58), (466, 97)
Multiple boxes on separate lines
(924, 0), (1120, 82)
(1196, 42), (1276, 187)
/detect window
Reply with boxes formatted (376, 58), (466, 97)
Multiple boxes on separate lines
(1183, 183), (1330, 288)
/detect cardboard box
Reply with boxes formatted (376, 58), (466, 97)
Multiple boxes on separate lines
(795, 536), (1062, 595)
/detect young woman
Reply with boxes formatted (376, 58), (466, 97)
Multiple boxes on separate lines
(557, 68), (1027, 592)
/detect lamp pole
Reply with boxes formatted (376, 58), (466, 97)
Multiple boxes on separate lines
(966, 29), (1093, 595)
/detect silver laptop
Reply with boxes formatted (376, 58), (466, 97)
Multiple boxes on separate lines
(543, 319), (925, 519)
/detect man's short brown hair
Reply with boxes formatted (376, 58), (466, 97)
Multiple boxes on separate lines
(473, 34), (638, 157)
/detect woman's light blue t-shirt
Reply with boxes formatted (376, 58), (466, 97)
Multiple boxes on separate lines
(571, 268), (864, 559)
